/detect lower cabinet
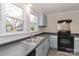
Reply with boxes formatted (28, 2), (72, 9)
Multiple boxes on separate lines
(45, 39), (49, 55)
(36, 38), (49, 56)
(74, 37), (79, 53)
(37, 46), (45, 56)
(49, 35), (57, 49)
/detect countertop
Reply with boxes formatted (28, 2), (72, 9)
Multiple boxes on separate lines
(0, 32), (79, 47)
(0, 32), (79, 55)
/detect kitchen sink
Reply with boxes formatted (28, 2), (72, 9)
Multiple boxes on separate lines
(22, 37), (45, 45)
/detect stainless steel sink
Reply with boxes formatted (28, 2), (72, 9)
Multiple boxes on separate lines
(22, 37), (45, 45)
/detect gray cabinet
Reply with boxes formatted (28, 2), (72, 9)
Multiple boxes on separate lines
(36, 38), (49, 56)
(38, 14), (47, 27)
(37, 49), (44, 56)
(36, 41), (44, 56)
(49, 36), (57, 49)
(44, 38), (49, 55)
(74, 37), (79, 53)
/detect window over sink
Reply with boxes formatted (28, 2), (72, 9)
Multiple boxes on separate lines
(0, 3), (26, 36)
(0, 3), (39, 36)
(4, 3), (23, 32)
(24, 3), (39, 32)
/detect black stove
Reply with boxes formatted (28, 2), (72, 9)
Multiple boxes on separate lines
(57, 31), (74, 53)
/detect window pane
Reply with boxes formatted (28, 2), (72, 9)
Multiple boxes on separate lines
(6, 17), (23, 32)
(30, 14), (38, 32)
(4, 3), (23, 32)
(5, 4), (22, 19)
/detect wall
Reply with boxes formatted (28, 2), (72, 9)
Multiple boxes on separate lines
(41, 10), (79, 34)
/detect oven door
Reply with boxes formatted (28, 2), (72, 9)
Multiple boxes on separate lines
(58, 36), (74, 52)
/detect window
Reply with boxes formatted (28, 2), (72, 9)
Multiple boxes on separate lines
(29, 13), (38, 32)
(0, 3), (38, 36)
(24, 4), (38, 32)
(4, 3), (24, 32)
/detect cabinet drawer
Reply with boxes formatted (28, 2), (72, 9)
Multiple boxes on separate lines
(74, 47), (79, 53)
(74, 41), (79, 47)
(75, 38), (79, 40)
(50, 36), (57, 39)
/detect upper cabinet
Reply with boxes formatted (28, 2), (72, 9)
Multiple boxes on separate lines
(38, 14), (47, 27)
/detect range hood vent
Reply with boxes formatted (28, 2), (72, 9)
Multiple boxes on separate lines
(57, 19), (72, 31)
(57, 19), (72, 23)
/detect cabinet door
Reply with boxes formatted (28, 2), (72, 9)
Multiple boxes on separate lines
(38, 14), (47, 27)
(50, 40), (55, 48)
(42, 39), (47, 56)
(41, 38), (49, 56)
(37, 49), (44, 56)
(50, 36), (57, 49)
(74, 38), (79, 47)
(36, 42), (43, 55)
(74, 47), (79, 53)
(42, 46), (46, 56)
(45, 43), (48, 55)
(43, 14), (47, 26)
(74, 37), (79, 53)
(36, 44), (45, 56)
(36, 38), (49, 56)
(45, 39), (49, 55)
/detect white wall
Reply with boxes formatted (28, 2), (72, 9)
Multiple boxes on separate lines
(41, 10), (79, 34)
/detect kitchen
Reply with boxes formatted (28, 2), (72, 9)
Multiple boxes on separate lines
(0, 3), (79, 56)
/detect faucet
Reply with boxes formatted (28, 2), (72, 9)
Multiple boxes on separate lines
(30, 33), (34, 42)
(30, 32), (33, 38)
(30, 32), (37, 42)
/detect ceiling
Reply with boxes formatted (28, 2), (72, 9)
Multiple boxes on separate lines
(31, 3), (79, 15)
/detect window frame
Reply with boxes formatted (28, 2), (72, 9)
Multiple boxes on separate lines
(0, 3), (27, 36)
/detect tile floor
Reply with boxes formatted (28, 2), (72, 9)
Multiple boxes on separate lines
(47, 49), (79, 56)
